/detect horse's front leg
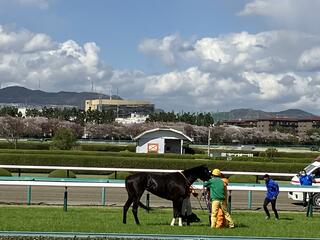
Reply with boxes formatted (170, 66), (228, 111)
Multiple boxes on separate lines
(171, 200), (183, 226)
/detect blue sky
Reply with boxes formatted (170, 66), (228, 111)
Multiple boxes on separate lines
(1, 0), (320, 114)
(0, 1), (260, 70)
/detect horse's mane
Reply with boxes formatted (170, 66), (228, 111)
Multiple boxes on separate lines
(182, 165), (207, 175)
(181, 165), (209, 183)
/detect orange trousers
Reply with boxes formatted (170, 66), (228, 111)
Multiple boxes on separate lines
(215, 208), (227, 228)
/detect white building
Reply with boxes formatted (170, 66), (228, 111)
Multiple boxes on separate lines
(134, 128), (193, 154)
(115, 113), (148, 125)
(18, 107), (27, 117)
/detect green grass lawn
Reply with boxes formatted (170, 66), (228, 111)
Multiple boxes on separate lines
(0, 205), (319, 238)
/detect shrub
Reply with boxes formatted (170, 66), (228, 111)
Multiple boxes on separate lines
(0, 168), (12, 176)
(265, 148), (279, 159)
(48, 169), (76, 178)
(258, 151), (266, 158)
(51, 128), (77, 150)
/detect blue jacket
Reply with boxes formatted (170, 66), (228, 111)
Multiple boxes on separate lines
(265, 179), (279, 200)
(299, 175), (313, 186)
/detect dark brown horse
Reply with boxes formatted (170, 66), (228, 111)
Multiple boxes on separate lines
(122, 165), (211, 226)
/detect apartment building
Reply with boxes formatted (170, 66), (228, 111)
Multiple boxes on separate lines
(85, 99), (154, 118)
(223, 117), (320, 135)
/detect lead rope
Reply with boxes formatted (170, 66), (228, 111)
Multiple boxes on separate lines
(179, 171), (206, 211)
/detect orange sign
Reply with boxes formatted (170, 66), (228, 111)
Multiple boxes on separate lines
(147, 143), (159, 153)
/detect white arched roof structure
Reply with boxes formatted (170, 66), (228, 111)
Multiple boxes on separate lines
(134, 128), (193, 154)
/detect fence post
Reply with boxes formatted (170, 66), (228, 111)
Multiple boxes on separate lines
(63, 187), (68, 212)
(228, 190), (232, 213)
(101, 187), (106, 206)
(306, 193), (313, 217)
(27, 186), (32, 205)
(248, 190), (252, 209)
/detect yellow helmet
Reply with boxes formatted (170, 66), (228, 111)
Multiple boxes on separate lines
(212, 168), (221, 176)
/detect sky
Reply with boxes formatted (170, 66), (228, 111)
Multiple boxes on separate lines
(1, 0), (320, 114)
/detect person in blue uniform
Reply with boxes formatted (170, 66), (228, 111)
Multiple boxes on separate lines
(299, 170), (313, 207)
(263, 174), (279, 220)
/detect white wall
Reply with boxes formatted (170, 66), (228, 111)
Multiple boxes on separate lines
(136, 137), (165, 153)
(136, 130), (187, 154)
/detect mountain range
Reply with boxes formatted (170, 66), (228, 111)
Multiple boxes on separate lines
(0, 86), (317, 119)
(0, 86), (119, 109)
(212, 108), (317, 122)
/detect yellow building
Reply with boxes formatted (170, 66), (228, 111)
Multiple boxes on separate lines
(85, 99), (154, 118)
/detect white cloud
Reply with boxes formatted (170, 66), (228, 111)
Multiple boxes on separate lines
(0, 25), (110, 92)
(23, 33), (53, 52)
(137, 30), (320, 112)
(238, 0), (320, 34)
(0, 0), (53, 9)
(3, 24), (320, 113)
(138, 34), (197, 68)
(194, 38), (231, 64)
(298, 47), (320, 71)
(238, 0), (292, 17)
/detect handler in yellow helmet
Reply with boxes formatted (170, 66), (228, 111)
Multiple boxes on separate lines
(204, 169), (234, 228)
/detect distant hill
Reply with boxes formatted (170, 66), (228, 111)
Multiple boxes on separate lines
(213, 108), (317, 122)
(0, 86), (120, 109)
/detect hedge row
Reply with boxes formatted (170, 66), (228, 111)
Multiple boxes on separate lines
(208, 148), (320, 159)
(0, 238), (122, 240)
(0, 141), (137, 152)
(218, 156), (314, 164)
(0, 152), (307, 174)
(80, 143), (136, 152)
(1, 141), (318, 159)
(0, 149), (209, 160)
(0, 141), (50, 150)
(1, 149), (315, 163)
(0, 168), (12, 176)
(1, 151), (311, 166)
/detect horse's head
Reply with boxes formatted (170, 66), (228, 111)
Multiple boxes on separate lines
(183, 165), (211, 182)
(198, 165), (211, 181)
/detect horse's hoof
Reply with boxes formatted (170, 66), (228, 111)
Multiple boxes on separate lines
(170, 218), (176, 226)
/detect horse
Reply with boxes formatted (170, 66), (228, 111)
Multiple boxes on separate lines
(122, 165), (211, 226)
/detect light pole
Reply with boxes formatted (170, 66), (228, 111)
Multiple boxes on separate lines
(207, 124), (214, 157)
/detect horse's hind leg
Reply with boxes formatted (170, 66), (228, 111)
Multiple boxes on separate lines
(132, 200), (140, 225)
(123, 197), (133, 224)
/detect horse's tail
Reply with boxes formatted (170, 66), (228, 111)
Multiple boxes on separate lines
(138, 201), (152, 211)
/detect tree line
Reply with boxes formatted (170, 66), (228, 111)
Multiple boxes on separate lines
(147, 111), (214, 126)
(0, 107), (215, 127)
(0, 106), (319, 148)
(0, 106), (116, 125)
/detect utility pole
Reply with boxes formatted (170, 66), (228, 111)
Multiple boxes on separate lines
(207, 124), (214, 157)
(108, 86), (112, 100)
(207, 127), (211, 157)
